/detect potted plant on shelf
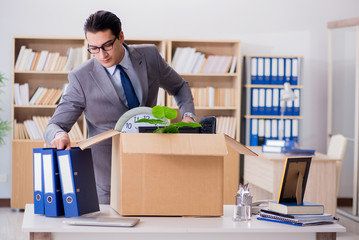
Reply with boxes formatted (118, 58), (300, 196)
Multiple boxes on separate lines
(0, 72), (11, 145)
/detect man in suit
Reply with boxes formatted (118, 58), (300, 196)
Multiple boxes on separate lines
(44, 10), (196, 204)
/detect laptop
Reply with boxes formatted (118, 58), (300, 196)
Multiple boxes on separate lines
(63, 217), (140, 227)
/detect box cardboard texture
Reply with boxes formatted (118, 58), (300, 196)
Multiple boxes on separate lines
(78, 130), (257, 217)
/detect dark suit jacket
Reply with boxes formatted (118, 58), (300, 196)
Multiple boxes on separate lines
(44, 43), (195, 201)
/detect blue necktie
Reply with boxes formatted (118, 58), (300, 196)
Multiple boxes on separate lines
(117, 65), (139, 109)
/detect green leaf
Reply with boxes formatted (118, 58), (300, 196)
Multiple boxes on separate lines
(154, 127), (166, 133)
(163, 106), (177, 120)
(152, 105), (165, 119)
(0, 73), (7, 85)
(135, 118), (166, 125)
(152, 105), (177, 120)
(163, 125), (179, 133)
(172, 122), (202, 128)
(0, 73), (10, 146)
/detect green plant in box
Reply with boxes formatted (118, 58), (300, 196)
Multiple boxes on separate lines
(135, 105), (201, 133)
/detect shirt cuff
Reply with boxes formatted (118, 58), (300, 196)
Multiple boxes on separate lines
(54, 130), (66, 139)
(183, 112), (197, 121)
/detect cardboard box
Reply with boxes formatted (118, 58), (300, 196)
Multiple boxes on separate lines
(78, 130), (256, 216)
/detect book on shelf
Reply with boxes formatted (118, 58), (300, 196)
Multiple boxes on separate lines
(14, 46), (84, 72)
(35, 50), (49, 71)
(15, 45), (27, 71)
(283, 148), (315, 155)
(261, 139), (296, 153)
(24, 120), (42, 140)
(229, 56), (237, 74)
(216, 116), (236, 139)
(62, 47), (84, 72)
(14, 83), (22, 105)
(201, 55), (233, 74)
(268, 200), (324, 215)
(15, 116), (83, 141)
(171, 47), (237, 74)
(262, 145), (288, 153)
(25, 51), (36, 71)
(30, 52), (40, 71)
(39, 88), (54, 105)
(28, 87), (64, 105)
(258, 209), (337, 226)
(171, 87), (235, 108)
(29, 87), (44, 105)
(34, 88), (48, 105)
(19, 48), (33, 71)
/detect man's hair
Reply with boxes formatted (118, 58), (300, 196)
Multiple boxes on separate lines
(84, 10), (122, 38)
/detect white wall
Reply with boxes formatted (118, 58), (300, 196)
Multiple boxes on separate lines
(0, 0), (358, 198)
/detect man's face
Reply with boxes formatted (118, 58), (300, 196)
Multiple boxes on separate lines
(86, 29), (124, 68)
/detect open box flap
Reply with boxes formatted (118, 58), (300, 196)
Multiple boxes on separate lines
(78, 131), (258, 157)
(224, 134), (258, 156)
(77, 129), (120, 150)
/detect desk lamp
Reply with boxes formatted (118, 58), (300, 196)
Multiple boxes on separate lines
(279, 82), (297, 140)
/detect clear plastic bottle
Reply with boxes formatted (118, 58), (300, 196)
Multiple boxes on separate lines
(233, 183), (252, 221)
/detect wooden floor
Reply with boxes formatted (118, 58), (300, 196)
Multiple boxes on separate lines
(0, 207), (358, 240)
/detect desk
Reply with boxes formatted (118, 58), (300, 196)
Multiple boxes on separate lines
(244, 147), (339, 215)
(22, 204), (345, 240)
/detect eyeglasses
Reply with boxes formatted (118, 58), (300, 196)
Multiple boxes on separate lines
(87, 38), (117, 54)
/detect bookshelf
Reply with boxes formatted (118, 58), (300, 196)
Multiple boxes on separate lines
(11, 37), (89, 209)
(242, 55), (303, 147)
(166, 39), (241, 140)
(166, 40), (241, 205)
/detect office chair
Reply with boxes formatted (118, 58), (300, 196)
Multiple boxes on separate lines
(327, 134), (347, 197)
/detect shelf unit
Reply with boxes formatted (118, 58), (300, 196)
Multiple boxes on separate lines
(166, 40), (241, 204)
(242, 55), (303, 146)
(11, 36), (89, 209)
(166, 39), (241, 141)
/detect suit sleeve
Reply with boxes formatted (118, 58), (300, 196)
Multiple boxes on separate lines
(44, 72), (85, 145)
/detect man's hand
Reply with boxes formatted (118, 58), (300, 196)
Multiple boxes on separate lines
(182, 116), (195, 123)
(51, 132), (71, 150)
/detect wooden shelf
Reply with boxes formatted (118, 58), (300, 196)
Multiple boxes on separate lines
(244, 115), (303, 119)
(11, 36), (89, 209)
(14, 105), (57, 109)
(244, 84), (303, 89)
(14, 71), (70, 74)
(242, 55), (304, 146)
(167, 39), (241, 141)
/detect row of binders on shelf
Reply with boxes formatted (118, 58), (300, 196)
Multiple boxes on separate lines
(168, 87), (236, 108)
(14, 83), (67, 106)
(14, 116), (82, 141)
(250, 118), (298, 147)
(171, 47), (237, 74)
(15, 45), (85, 72)
(33, 147), (99, 217)
(250, 56), (300, 85)
(251, 88), (300, 116)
